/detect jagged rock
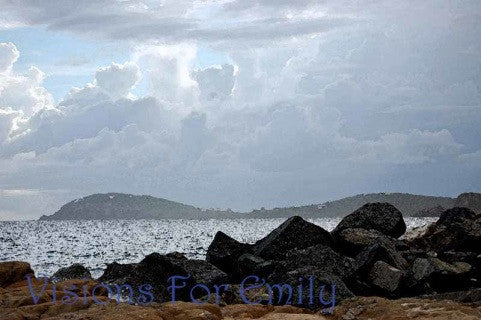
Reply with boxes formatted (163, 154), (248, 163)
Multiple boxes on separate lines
(455, 192), (481, 214)
(253, 216), (334, 260)
(404, 257), (473, 294)
(97, 262), (137, 283)
(354, 241), (409, 277)
(237, 253), (275, 279)
(368, 261), (404, 294)
(53, 263), (91, 282)
(206, 231), (252, 275)
(271, 244), (356, 282)
(0, 261), (34, 288)
(332, 203), (406, 238)
(418, 207), (481, 253)
(123, 252), (228, 302)
(267, 266), (354, 310)
(400, 249), (431, 265)
(332, 228), (397, 257)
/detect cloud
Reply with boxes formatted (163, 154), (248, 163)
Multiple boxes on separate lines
(0, 42), (19, 73)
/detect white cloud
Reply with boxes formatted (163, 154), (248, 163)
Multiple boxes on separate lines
(0, 42), (19, 73)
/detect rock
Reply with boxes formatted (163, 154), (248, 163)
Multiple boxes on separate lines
(455, 192), (481, 214)
(253, 216), (334, 260)
(332, 203), (406, 238)
(368, 261), (404, 294)
(0, 261), (34, 288)
(333, 296), (481, 320)
(237, 253), (276, 279)
(354, 241), (409, 277)
(404, 257), (473, 294)
(271, 267), (354, 310)
(273, 244), (356, 282)
(421, 288), (481, 304)
(117, 252), (228, 302)
(206, 231), (252, 276)
(333, 228), (397, 257)
(418, 207), (481, 253)
(98, 262), (137, 283)
(53, 263), (91, 282)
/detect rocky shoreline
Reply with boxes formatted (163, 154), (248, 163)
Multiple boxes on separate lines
(1, 202), (481, 319)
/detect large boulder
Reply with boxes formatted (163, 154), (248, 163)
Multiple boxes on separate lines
(403, 257), (473, 294)
(53, 263), (91, 282)
(236, 253), (276, 279)
(206, 231), (252, 276)
(368, 261), (404, 295)
(271, 244), (356, 282)
(354, 241), (409, 277)
(97, 262), (137, 283)
(332, 203), (406, 238)
(418, 207), (481, 253)
(267, 266), (354, 311)
(102, 252), (228, 302)
(252, 216), (333, 260)
(0, 261), (34, 287)
(333, 228), (397, 257)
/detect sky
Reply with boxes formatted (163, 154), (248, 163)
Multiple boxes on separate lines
(0, 0), (480, 220)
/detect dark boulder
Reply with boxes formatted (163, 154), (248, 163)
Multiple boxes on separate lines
(97, 262), (137, 283)
(273, 244), (356, 282)
(237, 253), (275, 279)
(267, 266), (354, 311)
(418, 207), (481, 253)
(0, 261), (34, 287)
(333, 228), (397, 257)
(403, 257), (473, 294)
(332, 203), (406, 238)
(206, 231), (252, 275)
(368, 261), (404, 295)
(53, 263), (91, 282)
(252, 216), (334, 260)
(98, 252), (227, 302)
(354, 241), (409, 277)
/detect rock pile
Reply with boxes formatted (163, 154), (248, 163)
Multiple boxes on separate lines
(2, 201), (481, 319)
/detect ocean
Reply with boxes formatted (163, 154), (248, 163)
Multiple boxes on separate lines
(0, 217), (434, 278)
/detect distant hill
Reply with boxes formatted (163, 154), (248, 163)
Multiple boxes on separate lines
(245, 193), (456, 218)
(39, 192), (468, 220)
(39, 193), (236, 220)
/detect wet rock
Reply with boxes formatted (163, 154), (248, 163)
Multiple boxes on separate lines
(53, 263), (92, 282)
(0, 261), (34, 288)
(253, 216), (334, 260)
(354, 241), (409, 277)
(368, 261), (404, 294)
(333, 228), (397, 257)
(419, 207), (481, 253)
(404, 257), (473, 294)
(237, 253), (276, 279)
(206, 231), (252, 275)
(332, 203), (406, 238)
